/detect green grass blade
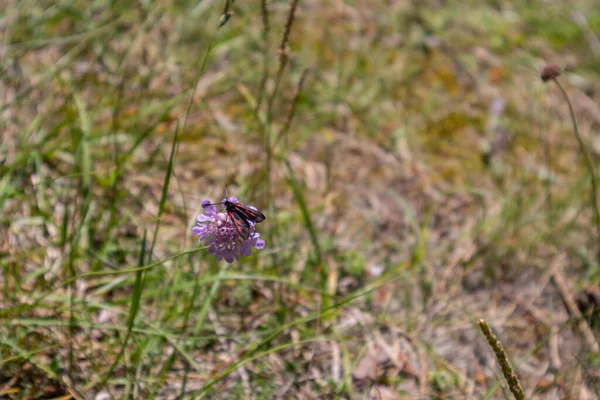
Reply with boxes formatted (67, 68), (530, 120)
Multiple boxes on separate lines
(193, 262), (229, 336)
(148, 122), (179, 263)
(93, 230), (147, 392)
(284, 159), (322, 265)
(73, 91), (92, 194)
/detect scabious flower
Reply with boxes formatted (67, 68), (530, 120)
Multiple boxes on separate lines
(193, 197), (265, 263)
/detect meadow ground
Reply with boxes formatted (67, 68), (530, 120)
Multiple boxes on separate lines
(1, 0), (600, 399)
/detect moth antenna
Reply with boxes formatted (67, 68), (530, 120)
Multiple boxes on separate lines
(225, 184), (229, 199)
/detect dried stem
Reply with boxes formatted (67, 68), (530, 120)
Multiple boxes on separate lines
(478, 319), (525, 400)
(266, 0), (299, 119)
(278, 0), (298, 65)
(552, 268), (600, 352)
(262, 0), (300, 255)
(255, 0), (270, 114)
(261, 0), (270, 45)
(274, 67), (309, 148)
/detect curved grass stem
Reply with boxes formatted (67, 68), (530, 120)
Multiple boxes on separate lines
(552, 78), (600, 252)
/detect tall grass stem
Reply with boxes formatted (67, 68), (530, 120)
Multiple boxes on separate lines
(552, 78), (600, 250)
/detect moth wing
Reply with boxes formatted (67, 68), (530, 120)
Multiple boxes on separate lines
(228, 209), (251, 239)
(235, 205), (266, 223)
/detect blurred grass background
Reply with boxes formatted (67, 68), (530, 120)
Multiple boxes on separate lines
(1, 0), (600, 398)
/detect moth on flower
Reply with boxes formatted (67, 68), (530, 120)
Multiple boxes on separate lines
(192, 189), (265, 263)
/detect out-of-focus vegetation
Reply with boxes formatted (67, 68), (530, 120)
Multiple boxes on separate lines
(1, 0), (600, 398)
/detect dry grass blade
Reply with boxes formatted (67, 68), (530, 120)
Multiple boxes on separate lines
(552, 268), (600, 352)
(267, 0), (300, 118)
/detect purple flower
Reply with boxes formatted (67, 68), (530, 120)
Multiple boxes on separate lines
(193, 198), (265, 263)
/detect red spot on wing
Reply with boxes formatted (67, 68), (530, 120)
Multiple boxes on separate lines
(228, 209), (251, 239)
(224, 200), (265, 239)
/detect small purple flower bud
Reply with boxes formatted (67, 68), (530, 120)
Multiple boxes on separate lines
(192, 199), (265, 263)
(541, 64), (561, 82)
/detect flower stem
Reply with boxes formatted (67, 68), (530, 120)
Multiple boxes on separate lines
(553, 78), (600, 250)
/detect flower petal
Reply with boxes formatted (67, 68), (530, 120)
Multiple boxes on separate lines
(197, 214), (213, 223)
(202, 199), (217, 214)
(222, 196), (238, 206)
(194, 226), (214, 241)
(254, 238), (265, 250)
(208, 244), (217, 254)
(200, 232), (211, 241)
(240, 240), (252, 256)
(224, 251), (235, 263)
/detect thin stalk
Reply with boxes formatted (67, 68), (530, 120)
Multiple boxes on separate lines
(193, 262), (229, 336)
(261, 0), (301, 273)
(255, 0), (271, 114)
(147, 122), (179, 263)
(284, 160), (321, 265)
(274, 67), (309, 148)
(266, 0), (299, 120)
(94, 230), (148, 391)
(553, 78), (600, 249)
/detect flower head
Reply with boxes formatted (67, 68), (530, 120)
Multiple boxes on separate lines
(541, 64), (561, 82)
(193, 197), (265, 263)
